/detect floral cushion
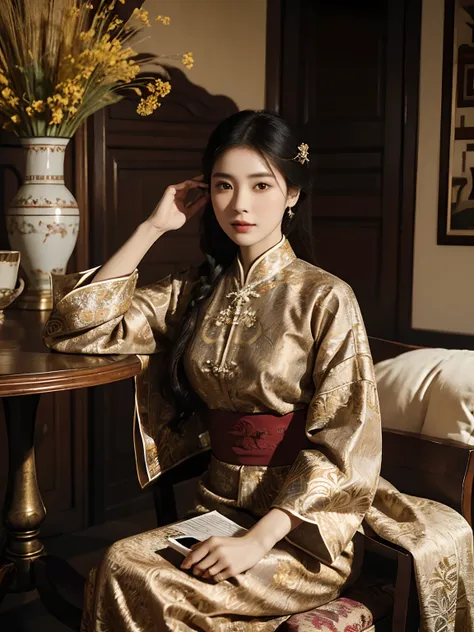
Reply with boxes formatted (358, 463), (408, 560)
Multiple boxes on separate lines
(278, 597), (373, 632)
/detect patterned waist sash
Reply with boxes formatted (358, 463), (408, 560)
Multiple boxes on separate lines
(205, 408), (312, 466)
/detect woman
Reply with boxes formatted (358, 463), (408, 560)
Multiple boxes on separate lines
(44, 111), (474, 632)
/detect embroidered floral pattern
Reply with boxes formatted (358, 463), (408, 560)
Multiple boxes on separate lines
(229, 419), (276, 451)
(215, 283), (261, 328)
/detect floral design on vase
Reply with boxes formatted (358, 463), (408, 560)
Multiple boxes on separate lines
(6, 137), (80, 310)
(7, 217), (79, 244)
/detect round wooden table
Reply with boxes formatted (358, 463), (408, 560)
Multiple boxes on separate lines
(0, 309), (141, 629)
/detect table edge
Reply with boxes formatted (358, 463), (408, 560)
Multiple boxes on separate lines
(0, 354), (142, 397)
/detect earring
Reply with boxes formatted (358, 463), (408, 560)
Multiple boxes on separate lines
(286, 206), (294, 219)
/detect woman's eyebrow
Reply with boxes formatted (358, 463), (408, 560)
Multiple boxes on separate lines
(211, 171), (276, 179)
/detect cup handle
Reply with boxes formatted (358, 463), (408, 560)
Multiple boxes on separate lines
(11, 277), (25, 301)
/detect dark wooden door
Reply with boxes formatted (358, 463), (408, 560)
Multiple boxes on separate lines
(269, 0), (406, 338)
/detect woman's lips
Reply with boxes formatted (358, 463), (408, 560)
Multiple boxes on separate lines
(232, 223), (255, 233)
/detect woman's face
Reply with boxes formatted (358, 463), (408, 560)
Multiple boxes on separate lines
(210, 147), (299, 249)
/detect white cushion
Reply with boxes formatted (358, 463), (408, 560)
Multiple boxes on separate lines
(374, 348), (474, 445)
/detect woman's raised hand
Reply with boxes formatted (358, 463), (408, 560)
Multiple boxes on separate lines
(146, 175), (209, 234)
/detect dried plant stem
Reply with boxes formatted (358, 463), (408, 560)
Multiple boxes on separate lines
(0, 0), (192, 137)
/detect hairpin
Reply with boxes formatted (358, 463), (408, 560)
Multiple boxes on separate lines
(294, 142), (309, 165)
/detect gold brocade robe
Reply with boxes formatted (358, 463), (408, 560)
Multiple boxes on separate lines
(44, 237), (474, 632)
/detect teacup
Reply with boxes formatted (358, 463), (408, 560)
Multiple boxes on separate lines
(0, 251), (21, 290)
(0, 278), (25, 321)
(0, 251), (24, 322)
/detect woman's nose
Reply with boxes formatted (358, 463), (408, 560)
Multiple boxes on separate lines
(232, 189), (250, 213)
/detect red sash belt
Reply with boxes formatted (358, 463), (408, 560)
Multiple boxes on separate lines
(205, 408), (313, 466)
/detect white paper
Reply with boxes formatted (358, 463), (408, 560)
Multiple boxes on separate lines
(174, 511), (248, 541)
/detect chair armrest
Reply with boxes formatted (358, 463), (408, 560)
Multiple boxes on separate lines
(369, 337), (421, 363)
(382, 429), (474, 526)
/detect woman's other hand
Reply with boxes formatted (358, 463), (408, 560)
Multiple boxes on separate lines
(146, 175), (209, 234)
(180, 533), (269, 582)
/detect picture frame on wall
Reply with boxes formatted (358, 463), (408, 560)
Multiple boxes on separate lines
(438, 0), (474, 244)
(457, 44), (474, 107)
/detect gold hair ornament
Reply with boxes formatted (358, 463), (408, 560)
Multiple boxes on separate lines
(294, 143), (310, 165)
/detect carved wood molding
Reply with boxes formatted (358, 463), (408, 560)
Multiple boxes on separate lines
(111, 65), (239, 124)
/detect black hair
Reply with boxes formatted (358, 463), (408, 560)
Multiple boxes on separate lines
(166, 109), (316, 431)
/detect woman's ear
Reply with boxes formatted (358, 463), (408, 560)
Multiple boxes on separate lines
(287, 187), (301, 208)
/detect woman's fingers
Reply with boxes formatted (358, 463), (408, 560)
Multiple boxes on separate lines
(202, 562), (227, 581)
(173, 179), (208, 192)
(181, 541), (210, 569)
(191, 551), (220, 576)
(184, 189), (209, 211)
(172, 180), (192, 192)
(185, 197), (208, 218)
(174, 182), (208, 209)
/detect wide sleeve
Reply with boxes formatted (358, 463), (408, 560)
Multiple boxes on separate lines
(43, 265), (199, 355)
(271, 282), (382, 564)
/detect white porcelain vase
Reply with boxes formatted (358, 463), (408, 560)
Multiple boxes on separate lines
(6, 137), (80, 310)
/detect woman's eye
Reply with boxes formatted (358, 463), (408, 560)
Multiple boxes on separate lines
(216, 182), (232, 190)
(256, 183), (270, 190)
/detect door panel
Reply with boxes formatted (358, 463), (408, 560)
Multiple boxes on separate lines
(277, 0), (404, 337)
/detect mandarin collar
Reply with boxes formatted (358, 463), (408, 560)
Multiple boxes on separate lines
(233, 236), (296, 287)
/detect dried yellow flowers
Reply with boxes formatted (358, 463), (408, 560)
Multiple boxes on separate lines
(156, 15), (171, 26)
(137, 79), (172, 116)
(182, 53), (194, 70)
(0, 0), (195, 137)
